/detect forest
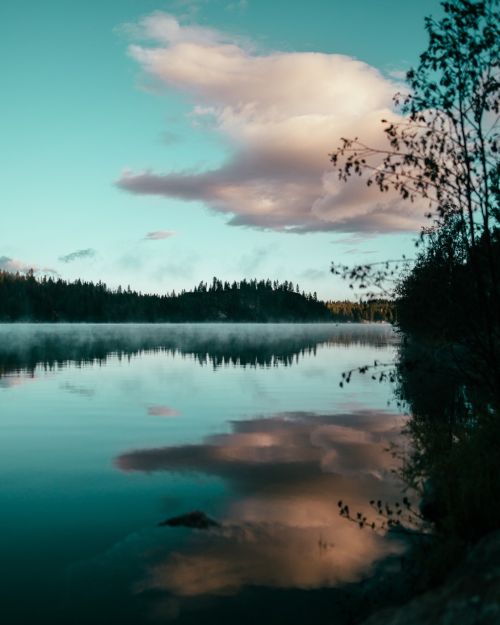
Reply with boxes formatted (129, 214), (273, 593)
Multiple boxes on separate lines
(0, 270), (394, 323)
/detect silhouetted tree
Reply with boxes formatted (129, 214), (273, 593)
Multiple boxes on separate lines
(332, 0), (498, 251)
(331, 0), (499, 369)
(332, 0), (500, 568)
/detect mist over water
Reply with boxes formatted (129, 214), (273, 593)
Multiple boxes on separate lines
(0, 323), (403, 625)
(0, 322), (395, 374)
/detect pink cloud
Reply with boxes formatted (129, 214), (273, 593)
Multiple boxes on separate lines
(144, 230), (176, 240)
(117, 13), (426, 234)
(147, 405), (180, 417)
(0, 256), (37, 273)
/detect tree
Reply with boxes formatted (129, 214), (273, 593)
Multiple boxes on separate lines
(331, 0), (499, 374)
(332, 1), (500, 553)
(332, 0), (498, 251)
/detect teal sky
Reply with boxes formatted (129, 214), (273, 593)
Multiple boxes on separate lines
(1, 0), (443, 299)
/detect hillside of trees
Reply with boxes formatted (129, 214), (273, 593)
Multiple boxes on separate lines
(0, 270), (393, 323)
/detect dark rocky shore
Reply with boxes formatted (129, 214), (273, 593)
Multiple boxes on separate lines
(357, 531), (500, 625)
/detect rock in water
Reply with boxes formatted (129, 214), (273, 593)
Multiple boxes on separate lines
(158, 510), (219, 529)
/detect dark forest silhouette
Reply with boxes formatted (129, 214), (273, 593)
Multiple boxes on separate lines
(0, 270), (393, 323)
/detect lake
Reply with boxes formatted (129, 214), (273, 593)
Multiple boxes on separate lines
(0, 323), (405, 625)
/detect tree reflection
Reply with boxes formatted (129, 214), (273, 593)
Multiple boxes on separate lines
(0, 323), (395, 377)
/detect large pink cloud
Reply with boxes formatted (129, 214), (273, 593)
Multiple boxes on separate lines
(117, 13), (425, 233)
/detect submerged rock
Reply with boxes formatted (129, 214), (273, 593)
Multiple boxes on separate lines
(158, 510), (219, 530)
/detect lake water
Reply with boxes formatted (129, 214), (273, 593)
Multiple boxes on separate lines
(0, 323), (405, 625)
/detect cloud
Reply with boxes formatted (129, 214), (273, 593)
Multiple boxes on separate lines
(344, 248), (377, 255)
(144, 230), (176, 240)
(333, 233), (376, 246)
(299, 268), (328, 281)
(153, 251), (200, 280)
(58, 248), (96, 263)
(117, 13), (426, 234)
(147, 405), (180, 417)
(40, 267), (60, 276)
(237, 244), (273, 274)
(0, 256), (57, 276)
(117, 251), (148, 272)
(0, 256), (36, 273)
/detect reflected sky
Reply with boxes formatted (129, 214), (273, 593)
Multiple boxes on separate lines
(118, 410), (405, 601)
(0, 323), (402, 625)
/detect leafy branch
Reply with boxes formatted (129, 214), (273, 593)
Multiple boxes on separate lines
(337, 496), (431, 536)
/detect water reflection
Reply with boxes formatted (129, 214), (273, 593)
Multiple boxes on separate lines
(0, 323), (395, 378)
(147, 405), (181, 417)
(0, 324), (400, 625)
(117, 410), (405, 602)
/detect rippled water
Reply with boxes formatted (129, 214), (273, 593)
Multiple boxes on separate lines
(0, 323), (405, 624)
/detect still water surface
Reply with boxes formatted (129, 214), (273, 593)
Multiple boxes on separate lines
(0, 323), (405, 624)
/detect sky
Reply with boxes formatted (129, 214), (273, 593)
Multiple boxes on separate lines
(1, 0), (444, 299)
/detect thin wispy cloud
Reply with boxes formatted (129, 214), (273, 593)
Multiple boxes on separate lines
(144, 230), (176, 240)
(237, 244), (273, 274)
(154, 252), (199, 280)
(300, 268), (328, 281)
(147, 405), (180, 417)
(0, 256), (35, 273)
(344, 248), (377, 255)
(117, 13), (426, 234)
(59, 248), (96, 263)
(0, 256), (59, 277)
(333, 233), (377, 246)
(40, 267), (60, 276)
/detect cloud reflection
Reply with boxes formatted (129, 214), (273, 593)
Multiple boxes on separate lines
(117, 410), (406, 597)
(148, 405), (180, 417)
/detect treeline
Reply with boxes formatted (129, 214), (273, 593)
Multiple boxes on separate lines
(326, 299), (395, 323)
(0, 271), (394, 323)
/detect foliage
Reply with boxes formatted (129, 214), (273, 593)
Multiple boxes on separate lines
(331, 0), (499, 250)
(0, 271), (332, 322)
(396, 336), (500, 542)
(331, 259), (411, 300)
(337, 497), (428, 535)
(331, 0), (500, 576)
(326, 298), (395, 322)
(331, 0), (500, 347)
(0, 270), (397, 323)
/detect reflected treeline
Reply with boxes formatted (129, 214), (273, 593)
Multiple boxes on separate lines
(0, 323), (396, 378)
